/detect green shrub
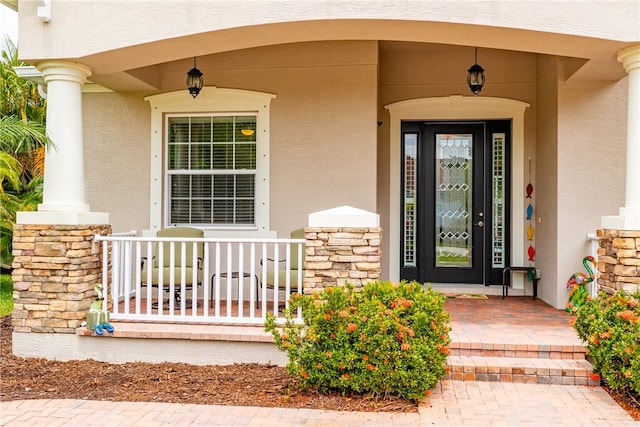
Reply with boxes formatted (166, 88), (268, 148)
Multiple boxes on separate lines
(0, 274), (13, 317)
(573, 291), (640, 395)
(265, 280), (451, 401)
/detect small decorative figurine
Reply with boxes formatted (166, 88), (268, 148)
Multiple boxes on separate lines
(566, 256), (596, 312)
(526, 204), (533, 220)
(86, 283), (114, 335)
(526, 183), (534, 198)
(527, 245), (535, 261)
(526, 225), (535, 241)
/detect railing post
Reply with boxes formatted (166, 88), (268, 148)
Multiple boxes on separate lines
(305, 206), (381, 295)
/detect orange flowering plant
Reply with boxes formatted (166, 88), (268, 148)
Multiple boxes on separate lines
(572, 290), (640, 396)
(265, 281), (451, 401)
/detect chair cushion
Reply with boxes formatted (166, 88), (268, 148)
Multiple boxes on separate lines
(265, 269), (304, 290)
(145, 267), (203, 287)
(154, 227), (204, 268)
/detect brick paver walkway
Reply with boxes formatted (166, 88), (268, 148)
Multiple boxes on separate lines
(1, 380), (636, 426)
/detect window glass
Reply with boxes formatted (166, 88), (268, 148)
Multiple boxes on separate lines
(167, 115), (257, 226)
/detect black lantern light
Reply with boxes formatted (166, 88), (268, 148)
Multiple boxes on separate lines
(186, 57), (204, 99)
(467, 47), (485, 96)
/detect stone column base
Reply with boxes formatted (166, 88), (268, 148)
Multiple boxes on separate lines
(11, 224), (112, 333)
(303, 227), (381, 294)
(596, 229), (640, 295)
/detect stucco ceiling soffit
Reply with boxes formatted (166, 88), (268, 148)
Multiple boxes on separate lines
(88, 71), (160, 92)
(565, 59), (629, 82)
(559, 57), (590, 81)
(50, 19), (634, 76)
(126, 67), (161, 90)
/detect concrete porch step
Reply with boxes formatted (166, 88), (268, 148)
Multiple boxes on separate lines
(445, 355), (599, 386)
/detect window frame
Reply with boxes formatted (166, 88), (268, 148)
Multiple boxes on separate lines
(145, 88), (276, 235)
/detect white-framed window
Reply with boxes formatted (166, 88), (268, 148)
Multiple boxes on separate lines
(166, 114), (257, 227)
(145, 88), (276, 234)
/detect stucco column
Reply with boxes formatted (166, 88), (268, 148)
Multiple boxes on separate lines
(16, 60), (108, 225)
(601, 45), (640, 230)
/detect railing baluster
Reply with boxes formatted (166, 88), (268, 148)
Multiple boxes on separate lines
(145, 240), (153, 314)
(250, 243), (256, 317)
(134, 241), (141, 315)
(226, 242), (233, 318)
(273, 244), (279, 316)
(214, 242), (221, 317)
(261, 242), (267, 316)
(202, 242), (210, 317)
(238, 243), (244, 318)
(285, 243), (291, 312)
(179, 241), (186, 314)
(158, 241), (164, 314)
(110, 240), (120, 314)
(101, 239), (109, 312)
(123, 240), (132, 315)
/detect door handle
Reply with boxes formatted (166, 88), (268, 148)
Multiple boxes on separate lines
(474, 220), (484, 227)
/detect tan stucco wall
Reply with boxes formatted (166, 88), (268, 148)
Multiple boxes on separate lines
(17, 0), (639, 69)
(83, 93), (151, 233)
(556, 78), (627, 304)
(534, 55), (628, 309)
(82, 41), (378, 237)
(535, 56), (560, 306)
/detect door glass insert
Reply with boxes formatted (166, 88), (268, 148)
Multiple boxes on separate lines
(403, 134), (417, 267)
(435, 134), (472, 268)
(492, 133), (505, 268)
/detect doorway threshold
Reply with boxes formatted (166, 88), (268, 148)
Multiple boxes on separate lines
(426, 283), (508, 296)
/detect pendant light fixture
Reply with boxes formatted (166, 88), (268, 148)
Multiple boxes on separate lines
(467, 47), (485, 96)
(186, 57), (204, 99)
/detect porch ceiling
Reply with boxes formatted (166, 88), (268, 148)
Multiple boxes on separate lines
(65, 19), (633, 92)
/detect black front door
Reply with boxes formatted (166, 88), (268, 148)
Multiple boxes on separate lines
(400, 121), (511, 285)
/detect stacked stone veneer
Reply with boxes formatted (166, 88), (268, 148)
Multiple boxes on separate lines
(596, 229), (640, 294)
(11, 224), (111, 333)
(303, 227), (381, 293)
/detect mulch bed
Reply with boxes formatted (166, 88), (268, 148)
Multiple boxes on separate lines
(0, 316), (416, 412)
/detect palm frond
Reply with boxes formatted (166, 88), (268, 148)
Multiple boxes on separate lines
(0, 151), (22, 193)
(0, 116), (49, 155)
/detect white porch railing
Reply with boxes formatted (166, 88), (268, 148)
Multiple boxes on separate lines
(94, 234), (304, 325)
(587, 233), (600, 297)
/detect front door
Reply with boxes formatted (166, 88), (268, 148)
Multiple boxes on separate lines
(400, 121), (511, 285)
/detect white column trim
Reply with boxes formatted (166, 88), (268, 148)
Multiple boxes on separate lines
(385, 95), (530, 283)
(17, 60), (108, 225)
(602, 45), (640, 230)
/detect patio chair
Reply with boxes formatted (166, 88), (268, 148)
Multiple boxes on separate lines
(142, 227), (204, 309)
(260, 228), (305, 301)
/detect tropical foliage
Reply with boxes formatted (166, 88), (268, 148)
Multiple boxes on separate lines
(0, 274), (13, 316)
(265, 281), (451, 401)
(0, 36), (48, 269)
(573, 291), (640, 398)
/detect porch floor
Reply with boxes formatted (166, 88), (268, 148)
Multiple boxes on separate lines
(95, 295), (578, 346)
(92, 295), (583, 359)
